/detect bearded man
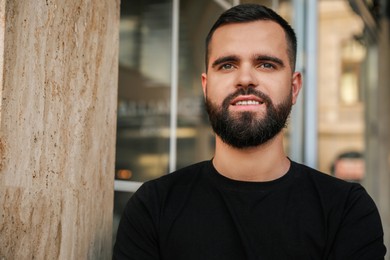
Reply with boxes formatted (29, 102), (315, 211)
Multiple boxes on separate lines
(114, 4), (386, 259)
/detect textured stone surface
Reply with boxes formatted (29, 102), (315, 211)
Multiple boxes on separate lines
(0, 0), (119, 259)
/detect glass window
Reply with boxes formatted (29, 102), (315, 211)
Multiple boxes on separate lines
(113, 0), (173, 244)
(175, 0), (225, 169)
(339, 39), (365, 106)
(113, 2), (298, 243)
(116, 0), (173, 184)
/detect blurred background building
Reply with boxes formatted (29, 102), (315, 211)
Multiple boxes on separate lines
(114, 0), (390, 255)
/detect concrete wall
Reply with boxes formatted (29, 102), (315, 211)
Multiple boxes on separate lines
(0, 0), (119, 259)
(363, 14), (390, 257)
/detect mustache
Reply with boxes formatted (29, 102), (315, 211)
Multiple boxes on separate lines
(222, 88), (272, 108)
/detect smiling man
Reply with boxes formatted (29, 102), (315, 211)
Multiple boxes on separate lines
(202, 19), (301, 182)
(114, 4), (386, 259)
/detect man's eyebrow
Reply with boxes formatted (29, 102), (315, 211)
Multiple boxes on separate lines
(255, 55), (285, 67)
(211, 55), (239, 68)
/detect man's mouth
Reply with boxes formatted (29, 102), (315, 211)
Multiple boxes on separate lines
(234, 100), (263, 106)
(231, 95), (265, 106)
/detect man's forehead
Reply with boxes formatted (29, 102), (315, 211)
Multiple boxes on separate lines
(212, 20), (285, 39)
(208, 21), (288, 60)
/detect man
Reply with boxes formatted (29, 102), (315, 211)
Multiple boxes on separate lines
(114, 4), (386, 259)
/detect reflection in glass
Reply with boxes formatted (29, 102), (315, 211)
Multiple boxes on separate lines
(116, 0), (172, 183)
(176, 0), (225, 169)
(113, 0), (173, 246)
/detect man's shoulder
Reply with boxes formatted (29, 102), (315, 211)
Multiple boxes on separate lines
(139, 160), (211, 193)
(158, 160), (210, 182)
(291, 160), (367, 200)
(130, 161), (212, 220)
(292, 160), (355, 186)
(290, 162), (386, 257)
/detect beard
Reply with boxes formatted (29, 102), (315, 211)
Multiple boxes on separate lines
(205, 88), (293, 149)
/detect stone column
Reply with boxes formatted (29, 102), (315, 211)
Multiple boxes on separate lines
(0, 0), (119, 259)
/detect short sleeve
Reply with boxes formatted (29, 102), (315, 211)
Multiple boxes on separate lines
(113, 182), (161, 260)
(328, 184), (386, 259)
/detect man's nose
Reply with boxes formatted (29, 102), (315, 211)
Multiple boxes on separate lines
(235, 66), (259, 89)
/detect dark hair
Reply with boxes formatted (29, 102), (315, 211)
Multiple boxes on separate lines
(205, 4), (297, 71)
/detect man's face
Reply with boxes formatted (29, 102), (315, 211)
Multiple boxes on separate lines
(202, 20), (302, 148)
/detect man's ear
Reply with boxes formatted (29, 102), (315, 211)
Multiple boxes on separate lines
(291, 72), (302, 105)
(201, 73), (207, 98)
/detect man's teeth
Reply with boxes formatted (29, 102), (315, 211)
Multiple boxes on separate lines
(235, 100), (260, 105)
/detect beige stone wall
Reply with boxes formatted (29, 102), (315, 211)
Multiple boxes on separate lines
(317, 1), (365, 173)
(0, 0), (119, 259)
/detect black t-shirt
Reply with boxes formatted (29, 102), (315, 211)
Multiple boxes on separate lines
(113, 160), (386, 259)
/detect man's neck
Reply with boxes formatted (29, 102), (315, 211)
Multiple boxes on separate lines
(212, 133), (290, 182)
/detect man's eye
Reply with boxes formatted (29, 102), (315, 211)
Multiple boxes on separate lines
(220, 64), (234, 70)
(260, 63), (275, 69)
